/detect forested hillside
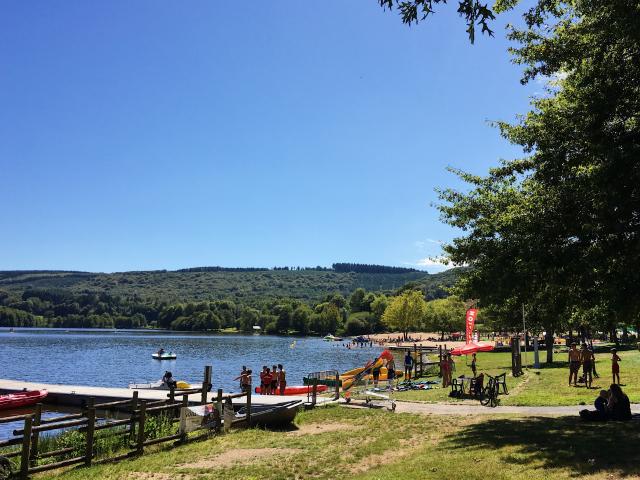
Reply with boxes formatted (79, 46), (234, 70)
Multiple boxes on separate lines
(0, 266), (462, 334)
(0, 268), (452, 303)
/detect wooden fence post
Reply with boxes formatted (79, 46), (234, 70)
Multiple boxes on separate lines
(179, 395), (189, 444)
(85, 406), (96, 466)
(334, 372), (340, 399)
(201, 366), (212, 405)
(414, 344), (418, 379)
(136, 401), (146, 455)
(245, 389), (252, 427)
(20, 415), (33, 479)
(29, 404), (42, 467)
(216, 388), (223, 415)
(168, 384), (175, 404)
(129, 390), (139, 442)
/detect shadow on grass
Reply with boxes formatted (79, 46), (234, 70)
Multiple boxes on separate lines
(445, 416), (640, 476)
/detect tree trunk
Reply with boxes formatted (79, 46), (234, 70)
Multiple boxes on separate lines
(611, 328), (619, 346)
(545, 330), (554, 364)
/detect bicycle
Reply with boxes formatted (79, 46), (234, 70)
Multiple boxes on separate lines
(480, 374), (500, 407)
(0, 456), (13, 480)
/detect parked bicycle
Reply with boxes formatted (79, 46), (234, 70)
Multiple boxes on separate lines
(480, 374), (500, 407)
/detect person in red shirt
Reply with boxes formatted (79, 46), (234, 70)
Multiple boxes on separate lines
(262, 367), (273, 395)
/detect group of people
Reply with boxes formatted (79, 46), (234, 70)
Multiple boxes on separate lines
(372, 355), (396, 389)
(568, 343), (621, 388)
(235, 364), (287, 395)
(580, 384), (632, 421)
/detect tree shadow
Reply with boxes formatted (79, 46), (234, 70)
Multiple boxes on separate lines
(445, 416), (640, 476)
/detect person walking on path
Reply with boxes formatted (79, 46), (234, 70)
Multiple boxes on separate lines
(568, 343), (581, 386)
(404, 350), (414, 381)
(611, 349), (621, 385)
(581, 344), (594, 388)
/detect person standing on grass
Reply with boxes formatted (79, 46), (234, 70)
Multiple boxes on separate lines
(611, 349), (621, 385)
(581, 344), (593, 388)
(471, 353), (478, 378)
(568, 343), (581, 386)
(404, 350), (414, 381)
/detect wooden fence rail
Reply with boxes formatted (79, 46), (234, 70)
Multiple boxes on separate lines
(0, 365), (261, 479)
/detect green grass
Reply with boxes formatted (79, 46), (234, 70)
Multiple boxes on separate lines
(38, 405), (640, 480)
(395, 348), (640, 406)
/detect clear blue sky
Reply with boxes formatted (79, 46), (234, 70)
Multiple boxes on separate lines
(0, 1), (534, 273)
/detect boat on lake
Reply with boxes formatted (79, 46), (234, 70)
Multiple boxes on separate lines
(323, 334), (343, 341)
(0, 390), (48, 410)
(152, 352), (177, 360)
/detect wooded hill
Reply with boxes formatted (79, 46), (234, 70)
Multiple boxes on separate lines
(0, 266), (461, 304)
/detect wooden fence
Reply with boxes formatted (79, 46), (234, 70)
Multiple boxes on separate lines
(0, 366), (255, 479)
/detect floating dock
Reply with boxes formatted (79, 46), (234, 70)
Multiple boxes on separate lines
(0, 379), (310, 408)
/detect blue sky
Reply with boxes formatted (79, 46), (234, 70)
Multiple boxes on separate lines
(0, 1), (534, 273)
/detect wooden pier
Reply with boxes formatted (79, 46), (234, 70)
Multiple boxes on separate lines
(0, 378), (308, 407)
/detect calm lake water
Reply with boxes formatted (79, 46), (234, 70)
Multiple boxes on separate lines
(0, 328), (381, 438)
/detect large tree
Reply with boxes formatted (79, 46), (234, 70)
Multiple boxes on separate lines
(382, 290), (427, 339)
(437, 0), (640, 361)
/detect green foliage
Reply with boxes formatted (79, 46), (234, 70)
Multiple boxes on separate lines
(382, 290), (427, 338)
(436, 0), (640, 361)
(423, 296), (467, 337)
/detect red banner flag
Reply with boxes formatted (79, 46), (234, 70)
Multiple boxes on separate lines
(465, 309), (478, 344)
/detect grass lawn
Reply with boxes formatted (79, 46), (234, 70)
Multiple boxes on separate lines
(394, 347), (640, 406)
(39, 405), (640, 480)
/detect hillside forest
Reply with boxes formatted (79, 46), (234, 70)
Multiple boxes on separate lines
(0, 265), (463, 336)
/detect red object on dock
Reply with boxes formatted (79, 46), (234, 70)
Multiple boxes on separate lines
(254, 385), (327, 395)
(0, 390), (48, 410)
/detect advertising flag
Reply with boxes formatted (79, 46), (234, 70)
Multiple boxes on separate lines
(465, 309), (478, 344)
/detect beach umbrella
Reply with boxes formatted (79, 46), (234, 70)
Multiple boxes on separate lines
(450, 341), (494, 356)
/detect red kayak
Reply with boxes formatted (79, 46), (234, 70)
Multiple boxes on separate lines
(254, 385), (328, 395)
(0, 390), (48, 410)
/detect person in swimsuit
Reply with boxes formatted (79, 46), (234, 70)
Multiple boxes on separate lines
(372, 363), (381, 388)
(259, 366), (267, 394)
(611, 349), (621, 384)
(568, 343), (581, 386)
(386, 357), (396, 390)
(441, 354), (451, 387)
(581, 344), (593, 388)
(277, 364), (286, 395)
(264, 367), (273, 395)
(271, 364), (279, 395)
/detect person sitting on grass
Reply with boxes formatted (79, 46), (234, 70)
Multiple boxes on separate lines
(579, 389), (609, 421)
(607, 384), (632, 421)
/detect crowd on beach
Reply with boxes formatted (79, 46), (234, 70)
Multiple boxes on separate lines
(235, 364), (287, 395)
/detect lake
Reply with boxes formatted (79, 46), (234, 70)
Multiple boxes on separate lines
(0, 328), (382, 438)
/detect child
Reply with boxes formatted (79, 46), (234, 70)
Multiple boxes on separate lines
(277, 364), (286, 395)
(263, 367), (273, 395)
(271, 364), (279, 395)
(611, 349), (621, 384)
(471, 353), (477, 378)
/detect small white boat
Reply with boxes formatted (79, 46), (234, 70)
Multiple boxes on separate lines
(323, 334), (343, 342)
(152, 352), (177, 360)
